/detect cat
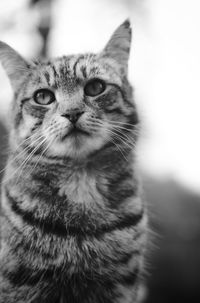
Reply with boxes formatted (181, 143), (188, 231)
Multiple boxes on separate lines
(0, 20), (147, 303)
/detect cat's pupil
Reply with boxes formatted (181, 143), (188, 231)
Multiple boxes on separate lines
(84, 79), (106, 97)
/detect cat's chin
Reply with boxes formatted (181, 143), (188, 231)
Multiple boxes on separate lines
(47, 135), (106, 159)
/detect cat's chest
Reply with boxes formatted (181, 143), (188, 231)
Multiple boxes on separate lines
(58, 171), (103, 204)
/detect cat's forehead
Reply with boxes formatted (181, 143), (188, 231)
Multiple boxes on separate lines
(32, 53), (122, 89)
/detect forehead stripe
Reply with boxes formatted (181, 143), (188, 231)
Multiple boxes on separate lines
(44, 71), (50, 86)
(51, 65), (59, 79)
(73, 55), (84, 77)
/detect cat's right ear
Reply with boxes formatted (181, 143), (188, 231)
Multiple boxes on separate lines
(0, 41), (30, 91)
(102, 20), (132, 73)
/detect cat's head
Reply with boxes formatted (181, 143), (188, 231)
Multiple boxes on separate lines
(0, 20), (139, 159)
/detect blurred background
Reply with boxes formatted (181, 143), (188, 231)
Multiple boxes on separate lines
(0, 0), (200, 302)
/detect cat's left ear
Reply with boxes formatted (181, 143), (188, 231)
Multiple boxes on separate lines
(102, 19), (132, 72)
(0, 41), (30, 91)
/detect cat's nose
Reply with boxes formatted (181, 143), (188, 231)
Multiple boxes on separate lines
(62, 111), (84, 124)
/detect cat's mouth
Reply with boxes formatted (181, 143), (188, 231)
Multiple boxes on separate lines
(62, 126), (90, 140)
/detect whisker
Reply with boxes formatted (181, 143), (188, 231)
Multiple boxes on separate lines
(88, 120), (137, 133)
(0, 135), (43, 175)
(87, 118), (140, 136)
(106, 119), (140, 128)
(90, 117), (139, 128)
(0, 124), (56, 176)
(14, 137), (48, 183)
(110, 127), (137, 147)
(109, 124), (140, 135)
(106, 129), (136, 150)
(27, 136), (55, 176)
(2, 137), (47, 184)
(12, 125), (60, 182)
(86, 118), (137, 150)
(109, 137), (129, 162)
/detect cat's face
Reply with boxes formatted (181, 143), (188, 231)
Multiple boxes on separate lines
(0, 20), (138, 159)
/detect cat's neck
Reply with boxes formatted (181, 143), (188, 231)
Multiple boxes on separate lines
(4, 145), (133, 189)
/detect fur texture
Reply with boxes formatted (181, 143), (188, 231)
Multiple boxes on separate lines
(0, 20), (147, 303)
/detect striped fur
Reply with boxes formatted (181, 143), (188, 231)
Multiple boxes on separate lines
(0, 20), (147, 302)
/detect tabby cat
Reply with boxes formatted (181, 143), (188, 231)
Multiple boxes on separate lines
(0, 20), (147, 303)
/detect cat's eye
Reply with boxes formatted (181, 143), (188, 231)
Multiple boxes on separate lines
(84, 78), (106, 97)
(33, 89), (55, 105)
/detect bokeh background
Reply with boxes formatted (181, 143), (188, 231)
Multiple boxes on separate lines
(0, 0), (200, 302)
